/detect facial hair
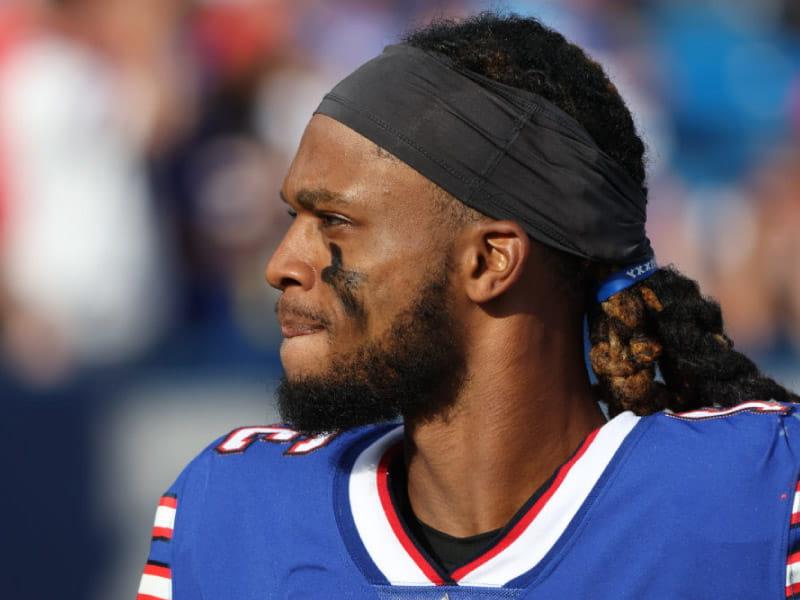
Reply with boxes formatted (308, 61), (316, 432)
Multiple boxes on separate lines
(276, 266), (467, 436)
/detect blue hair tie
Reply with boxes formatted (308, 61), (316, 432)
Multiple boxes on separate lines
(596, 257), (658, 302)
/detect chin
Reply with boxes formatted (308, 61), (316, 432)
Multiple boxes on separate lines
(279, 331), (331, 379)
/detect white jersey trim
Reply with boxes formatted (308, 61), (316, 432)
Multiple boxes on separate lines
(347, 412), (640, 587)
(459, 411), (639, 586)
(348, 426), (434, 586)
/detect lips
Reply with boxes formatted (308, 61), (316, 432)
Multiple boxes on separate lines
(280, 319), (326, 338)
(276, 298), (330, 339)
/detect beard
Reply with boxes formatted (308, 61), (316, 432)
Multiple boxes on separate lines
(276, 266), (467, 435)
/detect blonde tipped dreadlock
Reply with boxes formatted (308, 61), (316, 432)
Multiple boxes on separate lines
(588, 266), (798, 417)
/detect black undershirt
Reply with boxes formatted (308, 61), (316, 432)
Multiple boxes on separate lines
(387, 451), (500, 573)
(414, 519), (501, 574)
(387, 447), (567, 576)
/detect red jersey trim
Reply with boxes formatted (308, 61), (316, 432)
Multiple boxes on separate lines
(374, 428), (601, 585)
(451, 428), (600, 581)
(376, 444), (446, 586)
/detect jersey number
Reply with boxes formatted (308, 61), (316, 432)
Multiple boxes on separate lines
(215, 425), (337, 456)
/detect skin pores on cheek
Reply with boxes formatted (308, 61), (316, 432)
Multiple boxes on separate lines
(321, 242), (368, 326)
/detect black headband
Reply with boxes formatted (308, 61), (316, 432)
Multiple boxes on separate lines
(315, 44), (653, 264)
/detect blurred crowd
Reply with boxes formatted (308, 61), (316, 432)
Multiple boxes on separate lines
(0, 1), (798, 598)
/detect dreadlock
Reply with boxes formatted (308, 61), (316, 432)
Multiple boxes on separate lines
(405, 12), (798, 416)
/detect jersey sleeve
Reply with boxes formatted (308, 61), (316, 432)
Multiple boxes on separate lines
(137, 485), (180, 600)
(136, 443), (215, 600)
(782, 407), (800, 599)
(785, 480), (800, 599)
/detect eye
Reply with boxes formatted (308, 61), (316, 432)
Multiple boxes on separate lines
(318, 213), (350, 228)
(287, 208), (297, 219)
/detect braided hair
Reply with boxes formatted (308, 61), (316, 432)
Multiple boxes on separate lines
(405, 12), (798, 416)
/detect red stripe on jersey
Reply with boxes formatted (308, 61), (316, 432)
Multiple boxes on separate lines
(137, 595), (168, 600)
(376, 443), (446, 586)
(788, 551), (800, 566)
(451, 427), (601, 582)
(143, 563), (172, 579)
(152, 526), (173, 540)
(786, 582), (800, 598)
(159, 496), (178, 509)
(795, 481), (800, 493)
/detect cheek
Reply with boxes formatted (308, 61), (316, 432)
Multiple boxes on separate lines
(350, 269), (420, 335)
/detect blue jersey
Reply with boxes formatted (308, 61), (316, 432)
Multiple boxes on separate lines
(138, 400), (800, 599)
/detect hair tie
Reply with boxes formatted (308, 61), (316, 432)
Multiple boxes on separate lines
(596, 257), (658, 302)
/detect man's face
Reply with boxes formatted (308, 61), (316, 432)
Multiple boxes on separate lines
(266, 115), (466, 433)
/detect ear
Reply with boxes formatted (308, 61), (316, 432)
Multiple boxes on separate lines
(456, 220), (530, 304)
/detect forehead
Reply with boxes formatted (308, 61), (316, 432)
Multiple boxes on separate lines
(282, 114), (433, 213)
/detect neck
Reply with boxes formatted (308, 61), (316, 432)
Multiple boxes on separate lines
(403, 316), (605, 537)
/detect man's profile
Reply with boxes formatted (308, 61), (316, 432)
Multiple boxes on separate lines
(138, 13), (800, 599)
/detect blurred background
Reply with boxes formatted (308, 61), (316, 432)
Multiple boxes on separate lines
(0, 0), (798, 597)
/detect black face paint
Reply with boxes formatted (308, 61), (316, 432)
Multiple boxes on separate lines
(321, 243), (367, 323)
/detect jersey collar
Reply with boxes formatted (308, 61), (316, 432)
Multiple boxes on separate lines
(335, 411), (641, 588)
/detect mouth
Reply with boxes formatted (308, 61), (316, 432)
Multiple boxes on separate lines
(276, 298), (331, 339)
(279, 319), (326, 339)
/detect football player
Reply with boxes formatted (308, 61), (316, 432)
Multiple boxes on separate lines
(138, 13), (800, 599)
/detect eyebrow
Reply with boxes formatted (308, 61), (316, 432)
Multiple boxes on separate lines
(280, 189), (352, 211)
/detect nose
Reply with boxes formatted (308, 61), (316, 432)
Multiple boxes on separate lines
(265, 230), (316, 292)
